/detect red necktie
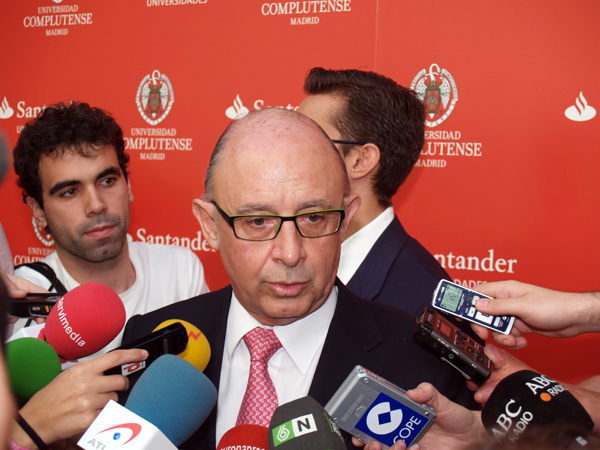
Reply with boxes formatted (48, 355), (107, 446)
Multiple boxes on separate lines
(235, 327), (282, 427)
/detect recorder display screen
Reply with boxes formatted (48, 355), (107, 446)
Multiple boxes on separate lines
(440, 285), (462, 312)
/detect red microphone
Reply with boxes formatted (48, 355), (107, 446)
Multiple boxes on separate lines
(217, 425), (269, 450)
(44, 282), (126, 360)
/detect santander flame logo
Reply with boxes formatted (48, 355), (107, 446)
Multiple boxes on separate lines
(225, 95), (249, 119)
(0, 97), (14, 119)
(565, 92), (596, 122)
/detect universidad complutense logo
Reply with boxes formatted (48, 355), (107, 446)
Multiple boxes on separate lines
(93, 423), (143, 445)
(355, 392), (428, 448)
(411, 63), (458, 127)
(135, 70), (174, 126)
(271, 413), (317, 447)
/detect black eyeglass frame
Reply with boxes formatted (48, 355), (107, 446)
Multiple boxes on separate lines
(331, 139), (367, 146)
(211, 201), (346, 241)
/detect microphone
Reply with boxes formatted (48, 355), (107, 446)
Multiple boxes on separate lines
(125, 354), (217, 446)
(44, 282), (126, 360)
(5, 337), (61, 401)
(217, 425), (268, 450)
(481, 370), (595, 448)
(268, 396), (346, 450)
(78, 354), (218, 450)
(153, 319), (211, 371)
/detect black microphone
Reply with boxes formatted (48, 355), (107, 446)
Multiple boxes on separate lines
(268, 396), (346, 450)
(481, 370), (594, 448)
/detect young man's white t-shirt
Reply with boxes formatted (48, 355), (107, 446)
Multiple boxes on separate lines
(13, 242), (210, 355)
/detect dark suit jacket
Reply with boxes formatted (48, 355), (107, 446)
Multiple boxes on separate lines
(346, 215), (485, 345)
(346, 215), (450, 316)
(122, 280), (477, 450)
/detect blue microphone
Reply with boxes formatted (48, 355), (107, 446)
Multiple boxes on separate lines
(125, 354), (217, 446)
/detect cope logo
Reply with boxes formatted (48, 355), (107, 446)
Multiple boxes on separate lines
(271, 413), (317, 447)
(355, 392), (428, 448)
(411, 63), (458, 127)
(135, 70), (174, 126)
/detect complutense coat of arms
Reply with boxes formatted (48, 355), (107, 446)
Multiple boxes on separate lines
(136, 70), (174, 126)
(411, 64), (458, 127)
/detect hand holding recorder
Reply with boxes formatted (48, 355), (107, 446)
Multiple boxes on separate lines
(1, 270), (51, 325)
(471, 280), (600, 349)
(351, 382), (484, 450)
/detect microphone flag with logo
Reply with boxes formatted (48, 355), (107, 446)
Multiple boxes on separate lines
(217, 424), (268, 450)
(268, 396), (345, 450)
(44, 282), (126, 360)
(481, 370), (594, 448)
(153, 319), (211, 371)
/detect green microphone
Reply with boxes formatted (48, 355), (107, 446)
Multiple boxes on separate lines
(6, 337), (61, 402)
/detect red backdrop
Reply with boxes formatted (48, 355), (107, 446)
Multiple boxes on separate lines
(1, 0), (598, 384)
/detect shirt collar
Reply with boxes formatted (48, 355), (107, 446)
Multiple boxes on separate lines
(224, 285), (338, 375)
(338, 206), (395, 284)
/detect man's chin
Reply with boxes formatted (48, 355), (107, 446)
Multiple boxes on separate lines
(261, 297), (328, 326)
(62, 240), (126, 264)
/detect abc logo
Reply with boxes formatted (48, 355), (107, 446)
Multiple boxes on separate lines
(366, 402), (403, 435)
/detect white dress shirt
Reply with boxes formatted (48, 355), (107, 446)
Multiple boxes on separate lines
(216, 286), (337, 444)
(337, 206), (395, 284)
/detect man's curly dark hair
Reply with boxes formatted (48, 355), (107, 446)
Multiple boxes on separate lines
(13, 101), (129, 208)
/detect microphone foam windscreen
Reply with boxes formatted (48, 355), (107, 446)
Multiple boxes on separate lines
(6, 337), (61, 400)
(268, 396), (345, 450)
(125, 354), (217, 446)
(44, 282), (125, 360)
(153, 319), (211, 371)
(217, 425), (269, 450)
(481, 370), (595, 447)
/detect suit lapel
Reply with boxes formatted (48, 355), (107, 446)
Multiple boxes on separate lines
(181, 286), (231, 450)
(308, 281), (385, 408)
(346, 215), (408, 300)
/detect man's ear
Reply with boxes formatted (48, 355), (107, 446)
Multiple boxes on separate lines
(127, 180), (134, 203)
(339, 193), (361, 240)
(192, 199), (219, 251)
(345, 143), (380, 181)
(25, 197), (48, 230)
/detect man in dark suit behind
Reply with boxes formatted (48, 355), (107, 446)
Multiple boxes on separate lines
(298, 68), (449, 316)
(123, 108), (477, 449)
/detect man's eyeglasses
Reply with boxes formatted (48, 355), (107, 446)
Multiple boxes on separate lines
(331, 139), (366, 146)
(212, 202), (346, 241)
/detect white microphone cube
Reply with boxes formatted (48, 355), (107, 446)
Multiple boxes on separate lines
(78, 400), (177, 450)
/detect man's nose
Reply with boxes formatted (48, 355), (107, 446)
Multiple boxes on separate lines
(84, 188), (108, 216)
(271, 220), (306, 267)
